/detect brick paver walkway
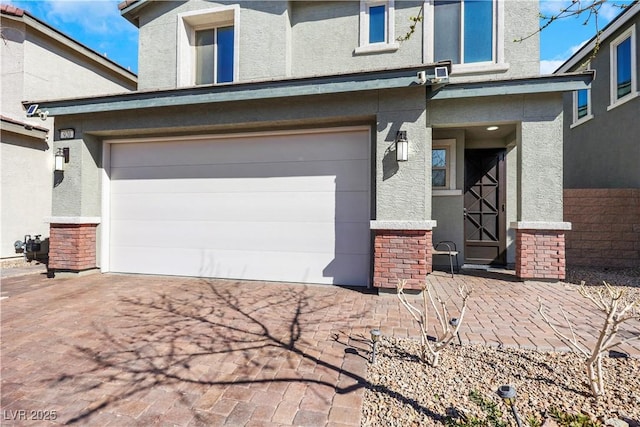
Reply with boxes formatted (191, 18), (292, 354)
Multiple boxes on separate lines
(1, 270), (638, 426)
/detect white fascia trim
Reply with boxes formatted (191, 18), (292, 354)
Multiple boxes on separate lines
(510, 221), (572, 231)
(44, 216), (101, 224)
(370, 220), (437, 230)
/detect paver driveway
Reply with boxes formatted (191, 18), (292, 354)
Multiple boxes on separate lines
(1, 270), (638, 426)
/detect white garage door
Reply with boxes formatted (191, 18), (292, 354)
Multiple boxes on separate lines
(106, 128), (371, 286)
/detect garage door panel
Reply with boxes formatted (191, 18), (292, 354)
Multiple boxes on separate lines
(109, 246), (369, 286)
(111, 192), (342, 222)
(110, 219), (368, 255)
(111, 132), (369, 168)
(111, 159), (369, 192)
(108, 129), (371, 286)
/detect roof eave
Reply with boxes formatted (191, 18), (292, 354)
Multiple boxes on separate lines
(429, 72), (594, 100)
(1, 116), (49, 140)
(2, 8), (137, 84)
(25, 64), (451, 117)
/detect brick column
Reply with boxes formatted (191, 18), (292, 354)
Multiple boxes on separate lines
(370, 221), (436, 291)
(47, 218), (100, 273)
(513, 223), (570, 280)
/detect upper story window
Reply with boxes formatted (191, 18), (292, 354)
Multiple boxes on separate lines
(355, 0), (399, 54)
(609, 24), (637, 109)
(434, 0), (494, 64)
(177, 5), (239, 87)
(571, 62), (593, 128)
(426, 0), (505, 74)
(195, 26), (234, 85)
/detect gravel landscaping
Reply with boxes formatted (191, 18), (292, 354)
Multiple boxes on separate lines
(362, 267), (640, 426)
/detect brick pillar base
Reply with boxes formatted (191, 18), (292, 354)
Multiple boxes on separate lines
(373, 229), (432, 290)
(515, 229), (566, 280)
(49, 223), (98, 272)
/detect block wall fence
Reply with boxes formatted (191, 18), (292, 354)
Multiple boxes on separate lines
(564, 189), (640, 268)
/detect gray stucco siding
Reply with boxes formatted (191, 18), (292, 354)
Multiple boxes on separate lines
(52, 87), (432, 224)
(563, 14), (640, 189)
(134, 1), (542, 91)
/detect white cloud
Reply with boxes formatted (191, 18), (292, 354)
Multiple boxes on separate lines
(540, 60), (565, 74)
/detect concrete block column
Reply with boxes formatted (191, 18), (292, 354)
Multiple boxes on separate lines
(46, 217), (100, 273)
(370, 221), (436, 290)
(512, 222), (571, 280)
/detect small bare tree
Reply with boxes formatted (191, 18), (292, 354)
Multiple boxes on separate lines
(538, 281), (640, 397)
(396, 279), (471, 367)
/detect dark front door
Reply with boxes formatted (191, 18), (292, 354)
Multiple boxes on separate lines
(464, 149), (506, 265)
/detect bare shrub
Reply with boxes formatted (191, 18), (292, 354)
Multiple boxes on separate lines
(396, 279), (471, 367)
(538, 281), (640, 397)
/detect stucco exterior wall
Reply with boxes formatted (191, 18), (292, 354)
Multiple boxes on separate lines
(428, 93), (564, 262)
(135, 0), (541, 90)
(563, 14), (640, 189)
(1, 19), (27, 118)
(52, 87), (432, 225)
(0, 12), (136, 260)
(0, 133), (52, 259)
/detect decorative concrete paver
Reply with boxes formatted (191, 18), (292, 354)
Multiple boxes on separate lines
(0, 270), (638, 426)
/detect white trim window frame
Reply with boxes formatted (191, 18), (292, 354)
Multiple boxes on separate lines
(355, 0), (399, 54)
(608, 24), (638, 110)
(571, 88), (593, 128)
(424, 0), (506, 75)
(571, 61), (593, 128)
(432, 139), (457, 194)
(177, 5), (240, 88)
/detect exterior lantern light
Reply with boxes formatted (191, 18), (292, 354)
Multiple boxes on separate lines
(497, 385), (523, 427)
(54, 147), (70, 172)
(396, 131), (408, 162)
(370, 328), (381, 364)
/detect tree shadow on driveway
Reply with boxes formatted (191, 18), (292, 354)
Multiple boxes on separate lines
(46, 279), (444, 425)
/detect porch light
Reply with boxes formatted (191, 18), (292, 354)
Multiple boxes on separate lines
(370, 328), (381, 364)
(55, 147), (69, 172)
(497, 385), (523, 427)
(486, 125), (499, 131)
(396, 131), (408, 162)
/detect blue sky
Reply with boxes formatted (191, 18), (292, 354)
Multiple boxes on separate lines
(5, 0), (635, 75)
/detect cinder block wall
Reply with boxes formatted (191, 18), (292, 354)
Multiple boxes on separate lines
(564, 189), (640, 268)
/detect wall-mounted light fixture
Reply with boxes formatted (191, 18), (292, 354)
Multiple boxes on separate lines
(396, 130), (408, 162)
(55, 147), (69, 171)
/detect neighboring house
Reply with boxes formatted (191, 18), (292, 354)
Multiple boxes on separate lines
(30, 0), (591, 288)
(0, 4), (137, 267)
(555, 1), (640, 269)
